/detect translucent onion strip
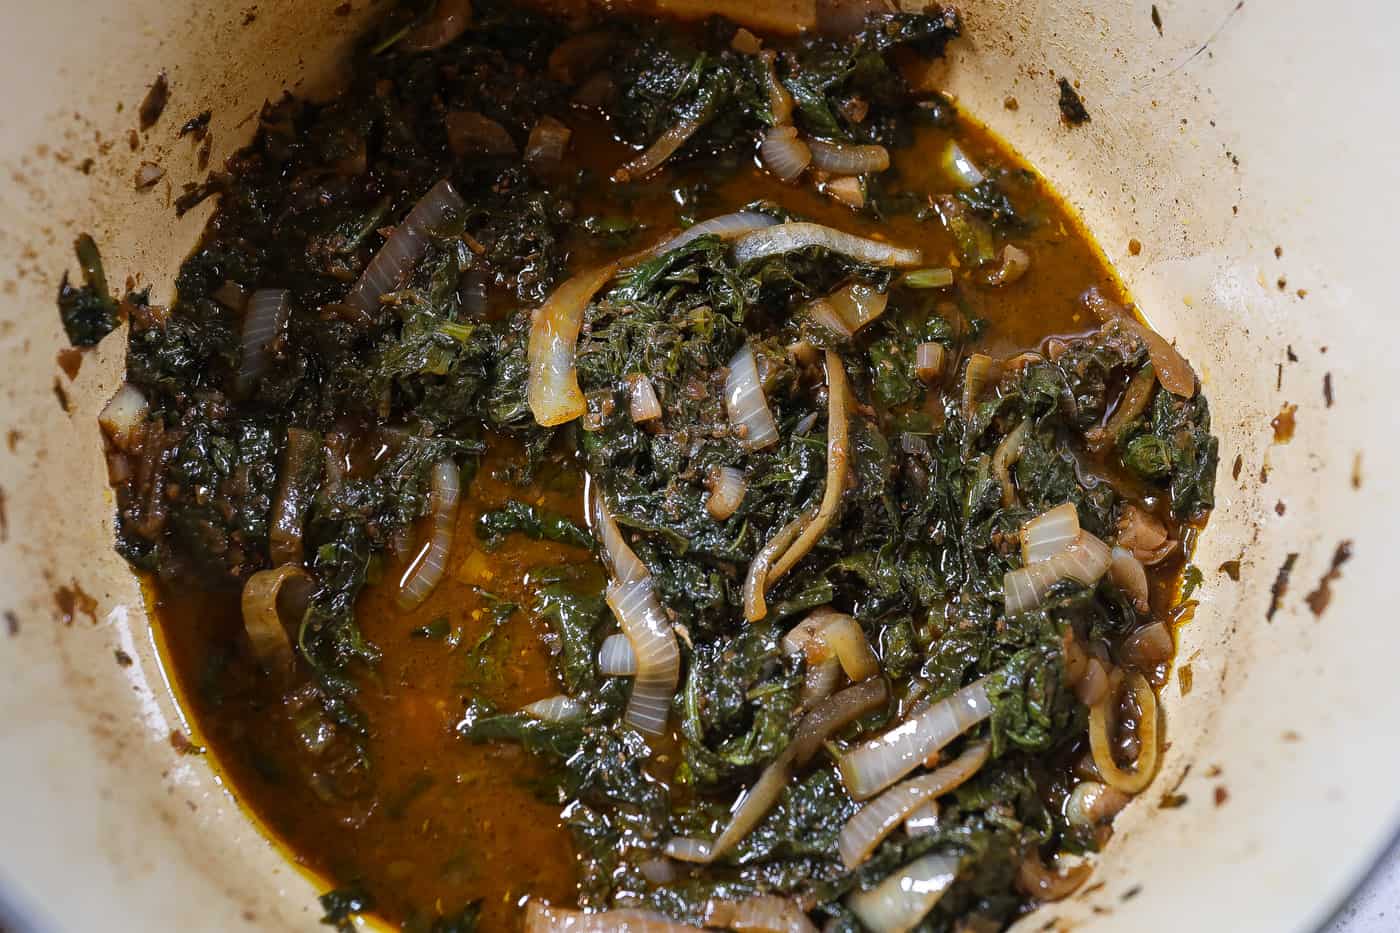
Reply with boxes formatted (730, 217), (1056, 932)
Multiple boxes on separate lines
(707, 895), (817, 933)
(98, 383), (148, 451)
(613, 115), (704, 183)
(990, 419), (1029, 508)
(808, 140), (890, 175)
(742, 504), (817, 623)
(525, 115), (572, 168)
(346, 179), (465, 317)
(941, 140), (984, 188)
(846, 852), (960, 933)
(733, 222), (922, 268)
(655, 211), (779, 255)
(1065, 780), (1130, 832)
(1004, 530), (1113, 614)
(758, 50), (794, 126)
(630, 374), (662, 423)
(1109, 546), (1151, 613)
(524, 694), (586, 722)
(838, 743), (988, 868)
(397, 458), (461, 610)
(914, 343), (946, 383)
(815, 611), (879, 681)
(240, 564), (311, 679)
(1021, 503), (1080, 564)
(767, 350), (851, 584)
(1003, 561), (1061, 615)
(705, 465), (747, 520)
(1089, 671), (1159, 793)
(606, 576), (680, 737)
(237, 288), (291, 394)
(725, 344), (780, 450)
(789, 677), (889, 765)
(825, 282), (888, 334)
(904, 802), (940, 836)
(1083, 287), (1196, 398)
(525, 902), (706, 933)
(598, 632), (638, 676)
(839, 680), (991, 800)
(591, 491), (648, 585)
(528, 261), (621, 426)
(760, 126), (812, 182)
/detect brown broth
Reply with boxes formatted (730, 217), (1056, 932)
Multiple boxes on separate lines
(150, 110), (1165, 930)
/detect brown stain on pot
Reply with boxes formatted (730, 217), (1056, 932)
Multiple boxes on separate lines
(1265, 552), (1298, 621)
(53, 582), (98, 625)
(56, 347), (83, 379)
(1304, 541), (1353, 617)
(1270, 402), (1296, 443)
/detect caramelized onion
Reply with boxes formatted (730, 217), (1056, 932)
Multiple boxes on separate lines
(707, 895), (816, 933)
(1083, 287), (1196, 397)
(1122, 620), (1173, 669)
(915, 342), (946, 383)
(733, 222), (922, 267)
(789, 676), (889, 765)
(525, 115), (572, 168)
(823, 175), (866, 209)
(1016, 851), (1092, 902)
(847, 852), (960, 933)
(397, 458), (460, 609)
(613, 115), (704, 183)
(758, 50), (795, 126)
(397, 0), (472, 52)
(839, 680), (991, 799)
(1110, 547), (1152, 613)
(1074, 658), (1109, 707)
(984, 243), (1031, 287)
(1089, 671), (1159, 793)
(961, 352), (998, 419)
(742, 504), (818, 623)
(814, 611), (879, 681)
(237, 288), (291, 395)
(725, 343), (780, 450)
(268, 426), (321, 566)
(760, 125), (812, 182)
(347, 179), (465, 317)
(606, 576), (680, 737)
(768, 350), (851, 583)
(825, 282), (888, 333)
(528, 261), (621, 426)
(445, 111), (516, 157)
(705, 466), (747, 520)
(838, 743), (988, 868)
(241, 564), (311, 679)
(808, 140), (890, 175)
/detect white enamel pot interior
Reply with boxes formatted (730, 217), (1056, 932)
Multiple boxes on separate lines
(0, 1), (1397, 930)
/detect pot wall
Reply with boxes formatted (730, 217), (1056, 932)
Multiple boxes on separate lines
(0, 2), (1395, 930)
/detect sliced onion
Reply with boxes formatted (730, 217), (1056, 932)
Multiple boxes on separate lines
(241, 564), (311, 679)
(1016, 851), (1091, 902)
(789, 675), (889, 765)
(725, 344), (780, 450)
(268, 426), (321, 566)
(941, 140), (984, 188)
(759, 50), (795, 126)
(904, 802), (940, 836)
(667, 748), (794, 863)
(591, 491), (647, 585)
(237, 289), (291, 394)
(990, 419), (1029, 508)
(1003, 561), (1062, 615)
(961, 352), (999, 419)
(1122, 620), (1173, 669)
(630, 374), (662, 423)
(816, 612), (879, 681)
(99, 383), (148, 452)
(767, 350), (851, 584)
(915, 343), (946, 384)
(1110, 547), (1151, 613)
(707, 895), (816, 933)
(1089, 671), (1158, 793)
(525, 694), (586, 722)
(347, 179), (465, 318)
(599, 632), (638, 676)
(525, 903), (706, 933)
(445, 111), (516, 157)
(606, 576), (680, 737)
(656, 211), (780, 255)
(846, 852), (960, 933)
(742, 504), (818, 623)
(1004, 530), (1112, 614)
(902, 267), (954, 289)
(839, 680), (991, 799)
(1021, 503), (1080, 564)
(1065, 780), (1130, 831)
(613, 115), (704, 183)
(706, 466), (747, 520)
(528, 261), (621, 426)
(397, 0), (472, 52)
(1075, 658), (1109, 707)
(1117, 504), (1176, 565)
(1083, 287), (1196, 398)
(801, 657), (843, 707)
(397, 458), (460, 610)
(985, 244), (1031, 287)
(838, 743), (988, 869)
(733, 222), (922, 268)
(1089, 364), (1158, 453)
(731, 27), (763, 54)
(823, 176), (866, 210)
(1055, 531), (1113, 585)
(806, 296), (852, 338)
(760, 126), (812, 182)
(825, 282), (888, 333)
(808, 140), (890, 175)
(661, 836), (714, 863)
(525, 115), (572, 168)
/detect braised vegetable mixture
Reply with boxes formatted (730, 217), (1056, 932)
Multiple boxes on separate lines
(76, 2), (1218, 930)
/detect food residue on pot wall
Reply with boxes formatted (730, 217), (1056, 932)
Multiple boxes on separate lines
(1271, 403), (1296, 443)
(1266, 553), (1299, 621)
(1304, 541), (1353, 617)
(138, 71), (169, 130)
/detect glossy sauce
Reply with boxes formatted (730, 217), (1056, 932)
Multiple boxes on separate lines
(151, 111), (1171, 930)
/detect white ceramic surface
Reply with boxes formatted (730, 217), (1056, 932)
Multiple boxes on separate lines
(0, 1), (1396, 931)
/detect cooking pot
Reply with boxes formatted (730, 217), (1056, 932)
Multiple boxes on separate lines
(1, 1), (1396, 930)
